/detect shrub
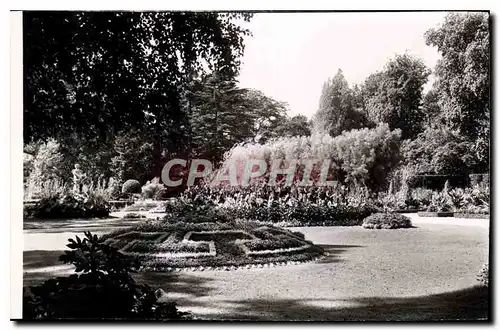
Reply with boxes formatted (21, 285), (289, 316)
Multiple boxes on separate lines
(141, 179), (164, 199)
(155, 188), (170, 200)
(362, 213), (412, 229)
(292, 231), (306, 239)
(477, 263), (489, 287)
(23, 232), (191, 320)
(25, 190), (110, 219)
(122, 179), (142, 194)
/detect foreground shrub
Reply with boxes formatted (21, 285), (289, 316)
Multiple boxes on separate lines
(122, 179), (142, 194)
(362, 213), (412, 229)
(23, 232), (191, 320)
(477, 263), (489, 287)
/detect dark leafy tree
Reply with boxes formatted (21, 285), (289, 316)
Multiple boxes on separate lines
(313, 69), (371, 136)
(187, 73), (289, 162)
(110, 129), (155, 183)
(363, 54), (430, 140)
(24, 11), (252, 174)
(425, 12), (490, 171)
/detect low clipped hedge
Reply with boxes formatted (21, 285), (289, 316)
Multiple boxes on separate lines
(362, 213), (413, 229)
(122, 179), (141, 194)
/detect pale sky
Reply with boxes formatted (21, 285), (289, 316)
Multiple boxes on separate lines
(237, 12), (448, 118)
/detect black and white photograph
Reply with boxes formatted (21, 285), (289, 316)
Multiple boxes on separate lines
(11, 8), (491, 322)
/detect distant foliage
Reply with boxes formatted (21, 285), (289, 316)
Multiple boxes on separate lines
(273, 115), (312, 138)
(425, 13), (490, 172)
(362, 213), (412, 229)
(425, 13), (489, 141)
(122, 179), (142, 194)
(106, 177), (122, 200)
(111, 130), (155, 184)
(187, 72), (289, 160)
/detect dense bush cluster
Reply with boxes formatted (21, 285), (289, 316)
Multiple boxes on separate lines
(24, 189), (110, 219)
(179, 184), (376, 227)
(362, 213), (413, 229)
(23, 232), (192, 320)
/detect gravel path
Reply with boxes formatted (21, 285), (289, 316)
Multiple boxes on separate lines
(23, 215), (489, 321)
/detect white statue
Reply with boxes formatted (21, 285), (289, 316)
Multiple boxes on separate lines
(72, 164), (87, 193)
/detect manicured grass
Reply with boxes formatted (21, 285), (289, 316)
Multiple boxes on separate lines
(136, 223), (489, 321)
(23, 218), (489, 321)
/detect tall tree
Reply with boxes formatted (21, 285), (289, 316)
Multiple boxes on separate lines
(313, 69), (370, 136)
(363, 54), (430, 140)
(24, 11), (253, 174)
(187, 73), (288, 162)
(425, 12), (490, 171)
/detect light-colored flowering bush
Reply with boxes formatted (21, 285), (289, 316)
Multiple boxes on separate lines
(215, 123), (401, 192)
(141, 177), (164, 199)
(25, 139), (64, 199)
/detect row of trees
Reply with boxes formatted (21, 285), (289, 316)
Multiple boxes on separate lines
(24, 12), (310, 183)
(312, 12), (490, 176)
(24, 12), (489, 186)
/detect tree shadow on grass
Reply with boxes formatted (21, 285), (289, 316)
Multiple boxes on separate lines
(314, 244), (364, 264)
(23, 250), (65, 270)
(135, 272), (217, 298)
(23, 250), (70, 287)
(194, 285), (489, 321)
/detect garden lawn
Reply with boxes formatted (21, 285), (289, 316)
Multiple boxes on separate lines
(23, 218), (489, 321)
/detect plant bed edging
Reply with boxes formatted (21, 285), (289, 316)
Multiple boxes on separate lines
(417, 211), (455, 217)
(137, 253), (328, 273)
(453, 213), (490, 219)
(393, 209), (421, 214)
